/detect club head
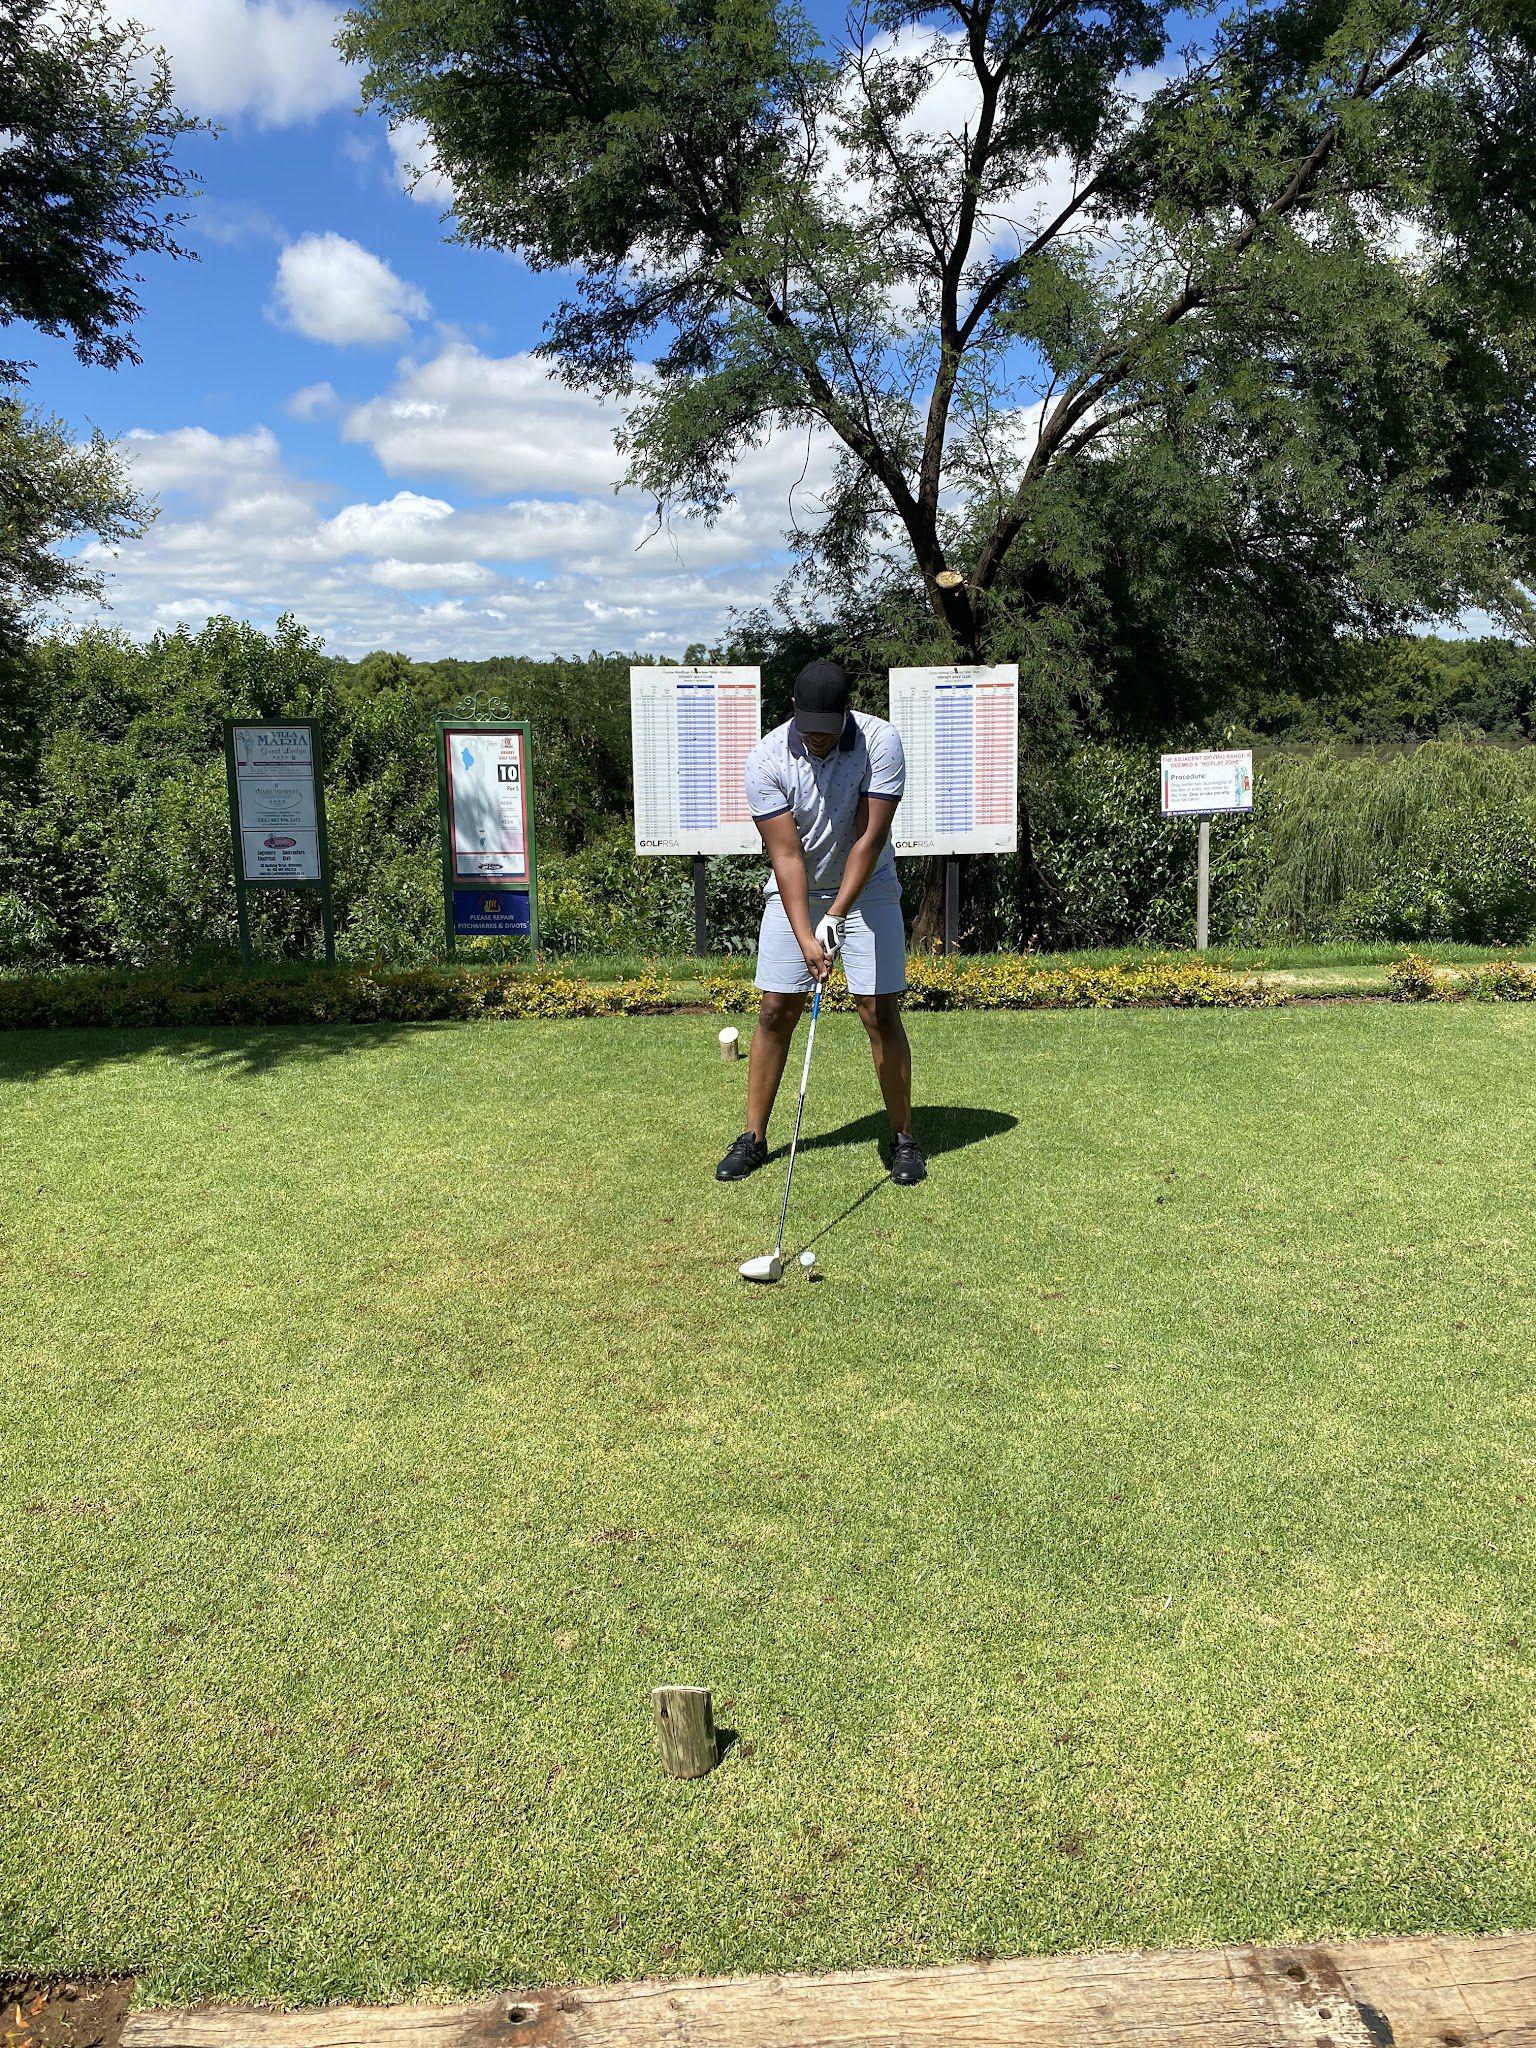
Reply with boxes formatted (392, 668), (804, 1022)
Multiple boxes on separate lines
(738, 1252), (784, 1284)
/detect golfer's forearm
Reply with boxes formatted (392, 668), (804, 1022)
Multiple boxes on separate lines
(771, 856), (816, 945)
(829, 834), (888, 918)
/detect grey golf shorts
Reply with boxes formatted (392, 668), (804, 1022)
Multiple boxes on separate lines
(754, 888), (908, 998)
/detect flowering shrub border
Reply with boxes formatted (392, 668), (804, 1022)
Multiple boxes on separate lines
(706, 955), (1282, 1014)
(0, 954), (1293, 1031)
(0, 963), (675, 1031)
(1387, 953), (1536, 1002)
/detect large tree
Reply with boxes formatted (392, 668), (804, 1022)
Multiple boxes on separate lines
(343, 0), (1535, 670)
(0, 0), (197, 752)
(1, 0), (198, 379)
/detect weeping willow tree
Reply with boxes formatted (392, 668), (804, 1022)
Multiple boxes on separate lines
(1251, 739), (1536, 939)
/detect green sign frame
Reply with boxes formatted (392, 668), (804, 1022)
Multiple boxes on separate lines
(223, 717), (336, 965)
(435, 715), (541, 960)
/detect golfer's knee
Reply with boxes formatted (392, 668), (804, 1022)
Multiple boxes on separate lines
(857, 995), (904, 1039)
(757, 992), (804, 1037)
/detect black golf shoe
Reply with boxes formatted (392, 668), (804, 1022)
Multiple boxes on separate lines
(716, 1130), (768, 1181)
(891, 1132), (927, 1185)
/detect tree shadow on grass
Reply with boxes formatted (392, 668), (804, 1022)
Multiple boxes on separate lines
(784, 1103), (1018, 1163)
(0, 1020), (456, 1086)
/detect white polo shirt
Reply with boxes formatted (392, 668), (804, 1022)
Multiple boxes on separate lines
(744, 712), (906, 899)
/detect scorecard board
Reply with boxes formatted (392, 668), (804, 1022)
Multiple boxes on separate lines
(888, 665), (1019, 855)
(630, 666), (761, 855)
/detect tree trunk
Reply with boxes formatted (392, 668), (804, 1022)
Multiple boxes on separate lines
(924, 568), (981, 657)
(910, 855), (948, 950)
(909, 563), (982, 950)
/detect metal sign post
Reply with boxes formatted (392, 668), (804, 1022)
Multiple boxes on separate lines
(1160, 749), (1254, 953)
(224, 718), (335, 965)
(436, 707), (540, 960)
(1196, 819), (1211, 953)
(944, 857), (960, 956)
(692, 854), (709, 958)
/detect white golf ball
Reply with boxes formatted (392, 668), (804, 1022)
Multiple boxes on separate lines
(800, 1249), (817, 1270)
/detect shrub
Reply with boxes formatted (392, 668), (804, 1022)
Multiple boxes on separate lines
(0, 962), (679, 1032)
(1386, 952), (1536, 1002)
(704, 956), (1280, 1014)
(1243, 743), (1536, 945)
(1385, 952), (1451, 1000)
(10, 623), (1536, 969)
(1464, 959), (1536, 1001)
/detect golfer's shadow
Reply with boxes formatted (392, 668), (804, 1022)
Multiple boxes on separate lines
(783, 1104), (1017, 1164)
(780, 1107), (1018, 1258)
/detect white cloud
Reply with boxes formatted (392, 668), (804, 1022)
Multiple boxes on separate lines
(343, 344), (626, 491)
(387, 121), (457, 209)
(117, 425), (319, 526)
(63, 400), (835, 658)
(194, 198), (286, 246)
(284, 381), (343, 421)
(113, 0), (352, 126)
(272, 234), (431, 348)
(368, 558), (494, 590)
(320, 491), (456, 553)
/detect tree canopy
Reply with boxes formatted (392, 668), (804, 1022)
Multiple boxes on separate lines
(0, 0), (197, 725)
(342, 0), (1536, 667)
(0, 0), (199, 380)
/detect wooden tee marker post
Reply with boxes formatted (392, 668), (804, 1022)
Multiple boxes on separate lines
(651, 1685), (718, 1778)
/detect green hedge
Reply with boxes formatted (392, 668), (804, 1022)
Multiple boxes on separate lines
(0, 956), (1284, 1031)
(707, 955), (1280, 1013)
(0, 963), (675, 1030)
(7, 621), (1536, 974)
(1020, 739), (1536, 950)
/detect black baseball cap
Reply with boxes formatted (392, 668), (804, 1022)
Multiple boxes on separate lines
(793, 658), (850, 736)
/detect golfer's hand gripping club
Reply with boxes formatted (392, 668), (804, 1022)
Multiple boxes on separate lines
(814, 911), (846, 961)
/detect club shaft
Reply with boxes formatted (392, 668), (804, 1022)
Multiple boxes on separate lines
(774, 981), (822, 1255)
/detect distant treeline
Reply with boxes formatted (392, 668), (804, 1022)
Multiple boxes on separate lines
(330, 631), (1536, 747)
(1230, 634), (1535, 744)
(1, 617), (1533, 975)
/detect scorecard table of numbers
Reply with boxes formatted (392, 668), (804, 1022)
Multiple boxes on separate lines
(629, 666), (762, 855)
(888, 664), (1019, 855)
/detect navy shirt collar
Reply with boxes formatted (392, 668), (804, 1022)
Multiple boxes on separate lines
(788, 714), (856, 759)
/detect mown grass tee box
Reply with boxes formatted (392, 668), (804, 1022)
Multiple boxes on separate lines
(3, 1005), (1534, 2004)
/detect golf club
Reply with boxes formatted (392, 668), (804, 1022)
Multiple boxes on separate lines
(739, 978), (824, 1283)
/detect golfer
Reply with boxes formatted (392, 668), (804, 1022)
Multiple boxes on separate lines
(716, 658), (926, 1187)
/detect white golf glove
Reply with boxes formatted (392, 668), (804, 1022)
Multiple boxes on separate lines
(814, 912), (847, 958)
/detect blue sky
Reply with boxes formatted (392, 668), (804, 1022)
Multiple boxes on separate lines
(32, 3), (1493, 661)
(32, 0), (857, 660)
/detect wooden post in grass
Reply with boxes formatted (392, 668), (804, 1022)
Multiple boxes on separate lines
(652, 1686), (717, 1777)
